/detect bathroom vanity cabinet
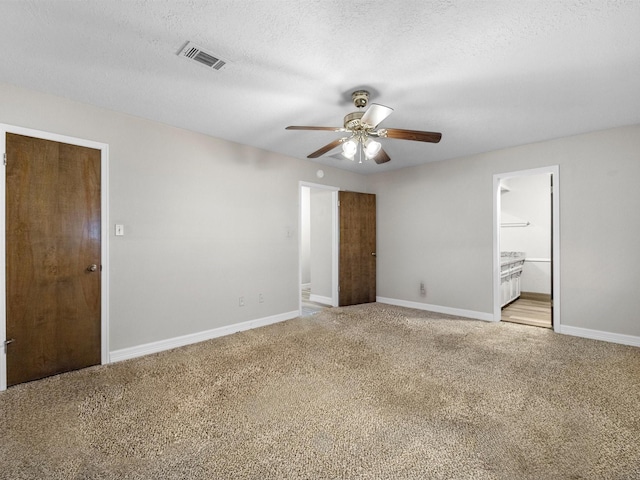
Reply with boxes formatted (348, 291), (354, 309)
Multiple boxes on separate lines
(501, 252), (525, 307)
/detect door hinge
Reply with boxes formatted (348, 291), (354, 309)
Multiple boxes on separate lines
(337, 200), (340, 207)
(3, 153), (6, 166)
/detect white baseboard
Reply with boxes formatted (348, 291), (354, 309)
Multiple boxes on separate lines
(309, 294), (333, 306)
(110, 310), (299, 363)
(556, 325), (640, 347)
(377, 297), (640, 348)
(376, 297), (494, 322)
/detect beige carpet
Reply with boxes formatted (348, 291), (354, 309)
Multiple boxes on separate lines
(1, 303), (639, 479)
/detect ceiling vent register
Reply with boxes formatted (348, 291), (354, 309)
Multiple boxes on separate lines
(178, 41), (227, 70)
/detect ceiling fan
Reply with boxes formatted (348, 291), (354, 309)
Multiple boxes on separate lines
(286, 90), (441, 164)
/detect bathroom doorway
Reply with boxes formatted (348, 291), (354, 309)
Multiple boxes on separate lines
(493, 166), (560, 331)
(299, 182), (339, 316)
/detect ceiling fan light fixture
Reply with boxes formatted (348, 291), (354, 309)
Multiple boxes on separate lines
(364, 139), (381, 159)
(342, 139), (357, 159)
(286, 90), (442, 165)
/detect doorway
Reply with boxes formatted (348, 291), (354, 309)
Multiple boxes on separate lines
(299, 182), (339, 316)
(1, 125), (110, 391)
(493, 166), (560, 331)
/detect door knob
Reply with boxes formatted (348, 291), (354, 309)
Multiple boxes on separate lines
(87, 264), (98, 272)
(4, 338), (14, 352)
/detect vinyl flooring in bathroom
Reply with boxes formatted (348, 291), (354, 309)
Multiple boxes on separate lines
(300, 286), (330, 317)
(501, 297), (552, 329)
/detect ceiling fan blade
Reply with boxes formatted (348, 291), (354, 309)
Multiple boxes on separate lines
(372, 147), (391, 165)
(384, 128), (442, 143)
(286, 126), (343, 131)
(360, 104), (394, 128)
(307, 138), (346, 158)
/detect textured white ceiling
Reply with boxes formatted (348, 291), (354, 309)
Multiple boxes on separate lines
(1, 0), (639, 174)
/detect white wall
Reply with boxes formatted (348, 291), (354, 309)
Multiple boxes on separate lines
(3, 82), (639, 348)
(500, 174), (551, 294)
(368, 125), (640, 337)
(0, 82), (369, 352)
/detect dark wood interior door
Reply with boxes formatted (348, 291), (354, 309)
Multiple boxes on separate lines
(5, 133), (101, 386)
(339, 191), (376, 306)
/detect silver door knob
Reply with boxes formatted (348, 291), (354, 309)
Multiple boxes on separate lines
(371, 252), (377, 256)
(87, 264), (98, 272)
(3, 338), (14, 353)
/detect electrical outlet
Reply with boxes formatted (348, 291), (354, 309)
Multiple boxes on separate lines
(239, 296), (245, 307)
(259, 293), (264, 303)
(420, 282), (426, 297)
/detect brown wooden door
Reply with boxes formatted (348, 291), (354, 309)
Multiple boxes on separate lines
(5, 133), (101, 386)
(339, 191), (376, 306)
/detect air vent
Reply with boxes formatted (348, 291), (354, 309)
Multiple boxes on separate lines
(178, 41), (227, 70)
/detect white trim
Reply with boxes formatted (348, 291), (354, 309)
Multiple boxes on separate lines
(298, 182), (340, 316)
(0, 124), (110, 391)
(379, 297), (639, 348)
(309, 294), (333, 306)
(331, 189), (339, 308)
(301, 282), (311, 289)
(376, 297), (494, 322)
(0, 132), (5, 391)
(525, 258), (551, 263)
(101, 146), (110, 365)
(299, 181), (338, 191)
(493, 166), (560, 332)
(557, 325), (640, 348)
(110, 310), (299, 363)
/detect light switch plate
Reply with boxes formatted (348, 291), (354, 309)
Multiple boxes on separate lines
(115, 224), (124, 236)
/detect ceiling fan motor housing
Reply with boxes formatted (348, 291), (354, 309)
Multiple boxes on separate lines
(344, 111), (365, 129)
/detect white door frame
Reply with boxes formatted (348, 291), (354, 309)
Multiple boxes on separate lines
(299, 181), (340, 313)
(493, 165), (560, 331)
(0, 124), (110, 391)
